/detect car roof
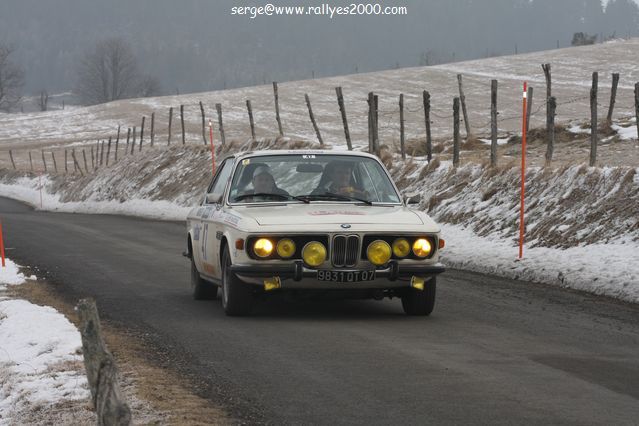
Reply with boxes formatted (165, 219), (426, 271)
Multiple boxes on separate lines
(227, 149), (380, 161)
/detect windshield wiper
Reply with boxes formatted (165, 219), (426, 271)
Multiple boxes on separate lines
(233, 192), (290, 201)
(233, 193), (309, 203)
(300, 192), (373, 206)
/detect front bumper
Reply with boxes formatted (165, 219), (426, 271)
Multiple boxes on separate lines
(230, 260), (445, 289)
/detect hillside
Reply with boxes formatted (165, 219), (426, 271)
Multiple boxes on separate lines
(1, 39), (639, 168)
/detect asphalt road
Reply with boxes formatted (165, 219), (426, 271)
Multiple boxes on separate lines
(2, 196), (639, 425)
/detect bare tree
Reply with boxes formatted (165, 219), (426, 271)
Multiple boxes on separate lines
(0, 42), (25, 112)
(137, 74), (161, 98)
(75, 38), (140, 105)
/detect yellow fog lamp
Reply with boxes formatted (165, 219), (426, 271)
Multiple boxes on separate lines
(276, 238), (296, 259)
(366, 240), (392, 266)
(392, 238), (411, 258)
(253, 238), (274, 258)
(412, 238), (433, 258)
(302, 241), (327, 267)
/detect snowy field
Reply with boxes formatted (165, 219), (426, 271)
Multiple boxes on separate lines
(0, 259), (92, 425)
(2, 38), (639, 169)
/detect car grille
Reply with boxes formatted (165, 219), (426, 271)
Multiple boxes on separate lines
(332, 235), (360, 267)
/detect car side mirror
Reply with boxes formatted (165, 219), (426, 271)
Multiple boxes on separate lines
(206, 193), (222, 204)
(404, 194), (421, 206)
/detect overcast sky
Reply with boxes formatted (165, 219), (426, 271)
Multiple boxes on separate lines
(1, 0), (638, 97)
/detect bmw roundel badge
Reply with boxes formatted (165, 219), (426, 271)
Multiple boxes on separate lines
(341, 224), (351, 229)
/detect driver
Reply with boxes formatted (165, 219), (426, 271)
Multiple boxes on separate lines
(313, 162), (368, 198)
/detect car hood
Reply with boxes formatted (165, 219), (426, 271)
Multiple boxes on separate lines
(235, 204), (425, 226)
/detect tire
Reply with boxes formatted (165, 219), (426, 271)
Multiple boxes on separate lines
(191, 257), (218, 300)
(401, 277), (436, 316)
(221, 247), (253, 316)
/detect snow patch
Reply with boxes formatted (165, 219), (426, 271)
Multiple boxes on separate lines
(0, 259), (90, 423)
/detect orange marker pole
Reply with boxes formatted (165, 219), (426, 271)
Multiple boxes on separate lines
(209, 119), (216, 175)
(0, 220), (5, 268)
(519, 82), (528, 259)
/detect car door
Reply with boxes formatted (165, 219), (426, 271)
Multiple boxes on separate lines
(198, 158), (234, 281)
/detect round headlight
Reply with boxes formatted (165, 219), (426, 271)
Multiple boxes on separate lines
(276, 238), (296, 258)
(412, 238), (432, 258)
(392, 238), (411, 258)
(302, 241), (326, 267)
(367, 240), (391, 266)
(253, 238), (274, 258)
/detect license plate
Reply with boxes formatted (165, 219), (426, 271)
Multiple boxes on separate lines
(317, 269), (376, 283)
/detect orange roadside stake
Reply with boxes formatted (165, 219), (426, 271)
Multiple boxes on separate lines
(0, 219), (6, 268)
(519, 81), (528, 259)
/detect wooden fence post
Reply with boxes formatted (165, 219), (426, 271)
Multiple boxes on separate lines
(305, 94), (323, 146)
(9, 150), (16, 170)
(273, 82), (284, 136)
(72, 149), (83, 176)
(96, 141), (100, 166)
(126, 128), (131, 153)
(180, 105), (185, 145)
(82, 149), (89, 174)
(453, 97), (460, 167)
(150, 113), (155, 147)
(246, 100), (256, 140)
(542, 63), (551, 100)
(107, 138), (112, 166)
(115, 136), (119, 163)
(635, 83), (639, 140)
(168, 107), (173, 145)
(545, 96), (557, 167)
(335, 87), (352, 150)
(65, 150), (68, 173)
(131, 126), (136, 155)
(525, 86), (533, 135)
(116, 125), (120, 148)
(41, 150), (47, 172)
(374, 95), (379, 156)
(457, 74), (472, 138)
(199, 101), (207, 145)
(29, 151), (33, 171)
(100, 141), (105, 166)
(51, 152), (57, 173)
(399, 93), (406, 159)
(423, 90), (432, 162)
(542, 63), (552, 146)
(590, 71), (598, 167)
(606, 72), (620, 125)
(91, 147), (95, 170)
(490, 80), (498, 167)
(77, 298), (132, 426)
(215, 104), (226, 146)
(139, 116), (145, 152)
(368, 92), (374, 153)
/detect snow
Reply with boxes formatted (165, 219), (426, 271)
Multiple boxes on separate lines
(0, 258), (90, 424)
(479, 137), (509, 145)
(0, 176), (190, 221)
(441, 224), (639, 303)
(611, 123), (637, 140)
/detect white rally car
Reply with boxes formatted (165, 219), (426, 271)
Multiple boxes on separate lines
(185, 150), (445, 316)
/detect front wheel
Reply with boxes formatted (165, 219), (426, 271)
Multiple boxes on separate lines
(191, 257), (218, 300)
(401, 277), (436, 316)
(221, 247), (254, 316)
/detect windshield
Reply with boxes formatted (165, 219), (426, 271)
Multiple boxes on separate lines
(228, 154), (401, 204)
